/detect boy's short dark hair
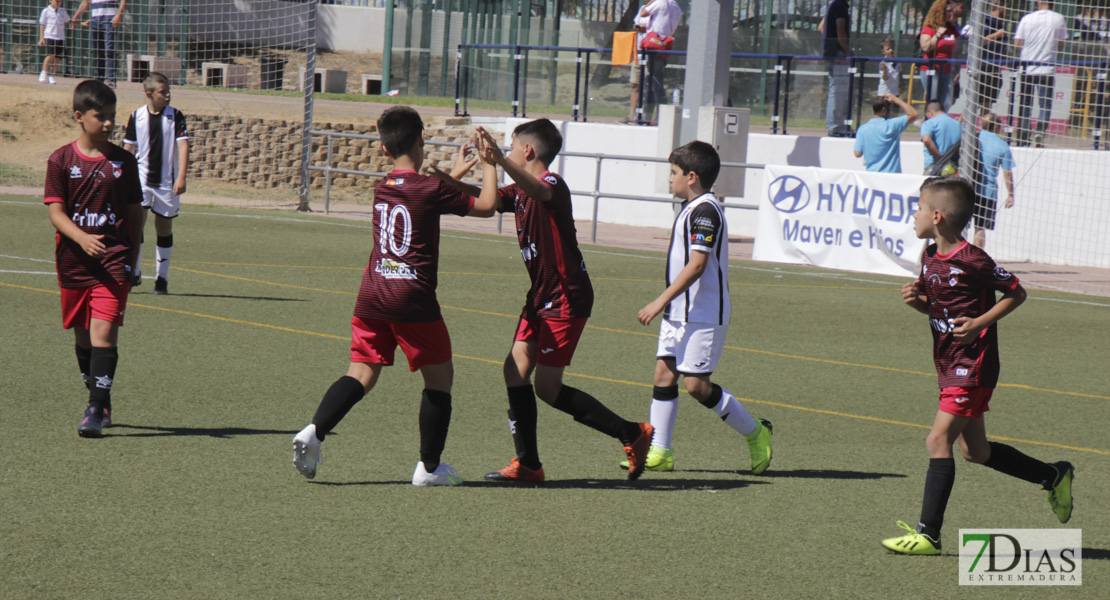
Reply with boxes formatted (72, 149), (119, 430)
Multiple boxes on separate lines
(73, 79), (116, 113)
(143, 72), (171, 92)
(920, 175), (975, 230)
(377, 106), (424, 158)
(880, 35), (895, 51)
(668, 141), (721, 190)
(512, 118), (562, 166)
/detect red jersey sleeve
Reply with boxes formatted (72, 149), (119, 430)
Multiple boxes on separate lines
(977, 254), (1020, 293)
(496, 184), (519, 214)
(435, 179), (475, 216)
(44, 148), (67, 204)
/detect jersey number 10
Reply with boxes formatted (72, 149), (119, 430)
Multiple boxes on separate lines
(375, 203), (412, 257)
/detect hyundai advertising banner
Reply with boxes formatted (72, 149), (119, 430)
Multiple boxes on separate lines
(753, 165), (929, 277)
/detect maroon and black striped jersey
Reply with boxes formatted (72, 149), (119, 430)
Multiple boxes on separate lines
(352, 170), (474, 323)
(496, 171), (593, 319)
(44, 142), (141, 288)
(916, 241), (1020, 389)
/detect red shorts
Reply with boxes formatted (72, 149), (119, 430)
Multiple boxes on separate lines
(350, 316), (452, 372)
(60, 282), (130, 329)
(514, 316), (588, 367)
(939, 386), (993, 418)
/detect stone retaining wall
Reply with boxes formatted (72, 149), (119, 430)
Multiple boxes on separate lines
(112, 114), (473, 191)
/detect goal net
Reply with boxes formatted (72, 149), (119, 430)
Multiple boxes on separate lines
(960, 0), (1110, 296)
(0, 0), (319, 209)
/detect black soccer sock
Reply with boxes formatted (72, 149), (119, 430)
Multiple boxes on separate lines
(507, 385), (541, 470)
(552, 385), (640, 444)
(918, 457), (956, 543)
(310, 375), (366, 440)
(156, 234), (173, 249)
(75, 343), (92, 390)
(982, 442), (1059, 489)
(87, 346), (119, 410)
(418, 389), (452, 472)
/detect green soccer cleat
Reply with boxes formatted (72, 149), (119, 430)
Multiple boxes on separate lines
(745, 418), (773, 475)
(1047, 461), (1075, 524)
(881, 521), (941, 555)
(619, 446), (674, 472)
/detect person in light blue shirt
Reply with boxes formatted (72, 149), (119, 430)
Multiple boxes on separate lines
(853, 94), (919, 173)
(973, 114), (1015, 248)
(920, 100), (962, 173)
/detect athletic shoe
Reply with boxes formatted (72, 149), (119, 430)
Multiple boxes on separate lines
(77, 406), (105, 438)
(411, 461), (463, 486)
(48, 75), (56, 85)
(102, 403), (112, 427)
(484, 458), (545, 483)
(153, 277), (168, 295)
(619, 446), (673, 472)
(881, 521), (941, 555)
(39, 71), (47, 82)
(106, 80), (116, 89)
(131, 272), (142, 287)
(1047, 461), (1075, 524)
(746, 418), (773, 475)
(623, 422), (654, 481)
(292, 424), (322, 479)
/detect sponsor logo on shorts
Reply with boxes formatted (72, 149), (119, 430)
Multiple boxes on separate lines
(955, 396), (969, 404)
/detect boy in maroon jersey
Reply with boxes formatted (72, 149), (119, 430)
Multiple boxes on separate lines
(881, 176), (1074, 555)
(463, 120), (653, 482)
(44, 79), (143, 437)
(291, 106), (491, 486)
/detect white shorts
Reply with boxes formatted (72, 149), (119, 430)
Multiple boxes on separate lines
(142, 187), (180, 218)
(656, 318), (728, 376)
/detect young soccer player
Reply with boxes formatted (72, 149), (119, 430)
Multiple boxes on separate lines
(625, 141), (772, 474)
(122, 72), (189, 295)
(466, 120), (653, 482)
(38, 0), (71, 85)
(881, 176), (1075, 555)
(45, 79), (143, 437)
(291, 106), (489, 486)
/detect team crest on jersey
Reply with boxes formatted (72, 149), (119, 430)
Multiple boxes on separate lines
(375, 258), (416, 279)
(110, 161), (123, 179)
(994, 265), (1012, 280)
(947, 266), (964, 286)
(69, 165), (83, 179)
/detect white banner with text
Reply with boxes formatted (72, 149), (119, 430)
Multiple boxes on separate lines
(753, 165), (929, 277)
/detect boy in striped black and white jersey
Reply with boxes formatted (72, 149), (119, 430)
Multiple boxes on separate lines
(123, 72), (188, 294)
(629, 141), (773, 475)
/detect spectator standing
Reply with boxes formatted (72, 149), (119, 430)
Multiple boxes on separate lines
(1014, 1), (1067, 147)
(854, 95), (920, 173)
(73, 0), (127, 88)
(974, 3), (1010, 110)
(973, 114), (1015, 248)
(921, 100), (962, 174)
(638, 0), (681, 125)
(878, 36), (902, 97)
(819, 0), (853, 137)
(38, 0), (71, 85)
(918, 0), (960, 110)
(621, 11), (651, 124)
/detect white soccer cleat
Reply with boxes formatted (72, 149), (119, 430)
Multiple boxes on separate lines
(292, 424), (322, 479)
(411, 461), (463, 487)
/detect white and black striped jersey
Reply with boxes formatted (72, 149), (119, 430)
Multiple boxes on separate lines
(664, 193), (730, 325)
(89, 0), (121, 19)
(123, 105), (188, 191)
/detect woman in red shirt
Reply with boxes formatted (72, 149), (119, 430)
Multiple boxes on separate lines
(919, 0), (961, 110)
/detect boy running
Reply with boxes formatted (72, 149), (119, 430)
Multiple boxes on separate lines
(467, 120), (653, 482)
(882, 176), (1075, 555)
(44, 79), (143, 437)
(626, 141), (772, 474)
(291, 106), (489, 486)
(123, 72), (189, 295)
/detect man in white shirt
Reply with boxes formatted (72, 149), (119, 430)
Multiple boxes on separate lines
(639, 0), (682, 124)
(1014, 1), (1067, 147)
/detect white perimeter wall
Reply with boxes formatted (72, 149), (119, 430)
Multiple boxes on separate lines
(505, 117), (1109, 268)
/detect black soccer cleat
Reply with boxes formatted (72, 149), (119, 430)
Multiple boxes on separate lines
(153, 277), (168, 295)
(77, 406), (105, 438)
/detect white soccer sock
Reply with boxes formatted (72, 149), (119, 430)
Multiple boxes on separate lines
(649, 398), (678, 449)
(156, 244), (173, 279)
(135, 242), (144, 276)
(712, 386), (757, 437)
